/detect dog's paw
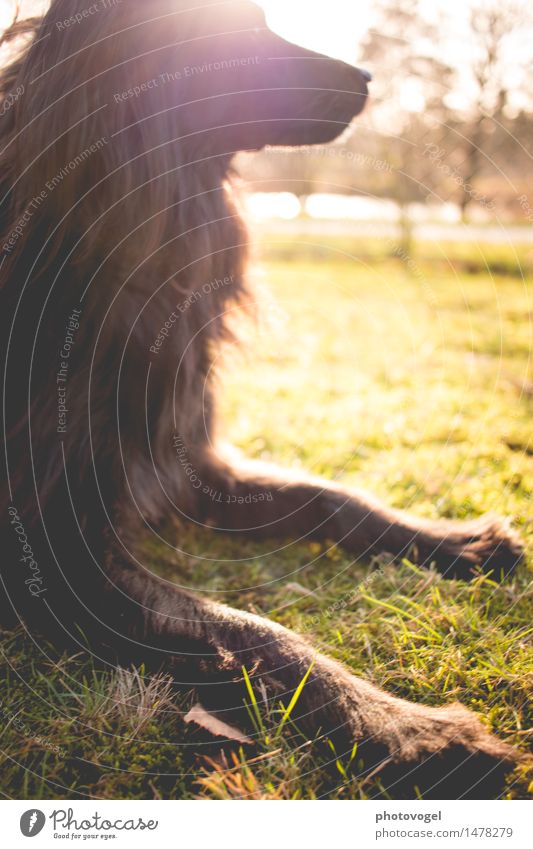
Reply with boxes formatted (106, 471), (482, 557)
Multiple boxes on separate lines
(368, 701), (522, 799)
(420, 515), (524, 580)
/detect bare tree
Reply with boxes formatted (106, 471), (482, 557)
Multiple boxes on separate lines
(452, 1), (531, 220)
(359, 0), (454, 252)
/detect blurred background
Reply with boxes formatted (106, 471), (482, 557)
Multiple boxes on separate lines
(4, 0), (533, 246)
(242, 0), (533, 254)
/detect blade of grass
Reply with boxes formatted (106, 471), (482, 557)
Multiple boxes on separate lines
(275, 659), (315, 740)
(241, 665), (265, 736)
(361, 593), (443, 641)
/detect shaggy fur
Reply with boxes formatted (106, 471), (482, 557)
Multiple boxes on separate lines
(0, 0), (524, 798)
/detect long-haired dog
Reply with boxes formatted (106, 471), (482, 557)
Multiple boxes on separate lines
(0, 0), (525, 798)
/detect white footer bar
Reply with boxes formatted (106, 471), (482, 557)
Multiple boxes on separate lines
(3, 799), (531, 848)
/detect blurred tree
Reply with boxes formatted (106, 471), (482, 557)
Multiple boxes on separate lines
(359, 0), (454, 252)
(450, 1), (532, 221)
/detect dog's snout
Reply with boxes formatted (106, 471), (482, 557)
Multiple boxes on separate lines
(360, 68), (372, 82)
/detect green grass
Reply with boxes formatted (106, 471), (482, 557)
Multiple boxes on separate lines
(1, 237), (532, 800)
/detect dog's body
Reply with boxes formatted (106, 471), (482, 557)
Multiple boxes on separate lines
(0, 1), (524, 798)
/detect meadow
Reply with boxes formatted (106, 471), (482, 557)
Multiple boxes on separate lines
(1, 236), (531, 800)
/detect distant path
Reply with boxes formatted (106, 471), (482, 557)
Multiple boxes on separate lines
(256, 219), (533, 245)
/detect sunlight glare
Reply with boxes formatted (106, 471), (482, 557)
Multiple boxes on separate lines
(256, 0), (372, 64)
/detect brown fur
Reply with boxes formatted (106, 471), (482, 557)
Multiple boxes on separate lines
(0, 0), (524, 798)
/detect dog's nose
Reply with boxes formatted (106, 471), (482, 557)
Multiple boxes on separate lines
(360, 69), (372, 82)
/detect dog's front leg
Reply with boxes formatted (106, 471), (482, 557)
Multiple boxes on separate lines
(97, 554), (519, 799)
(195, 453), (523, 578)
(3, 509), (518, 798)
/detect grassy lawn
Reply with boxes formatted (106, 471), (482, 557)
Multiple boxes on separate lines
(1, 237), (532, 800)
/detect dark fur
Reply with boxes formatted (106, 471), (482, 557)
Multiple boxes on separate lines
(0, 1), (525, 798)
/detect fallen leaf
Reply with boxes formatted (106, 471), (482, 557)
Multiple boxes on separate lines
(184, 703), (253, 745)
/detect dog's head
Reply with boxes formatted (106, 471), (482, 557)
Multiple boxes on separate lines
(144, 0), (372, 152)
(26, 0), (369, 157)
(5, 0), (370, 277)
